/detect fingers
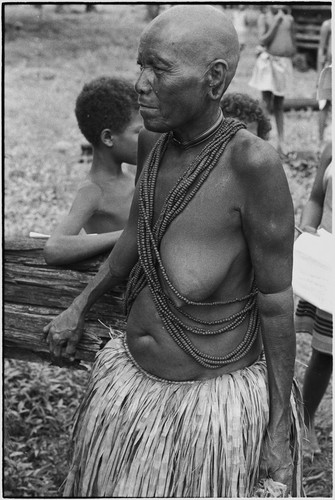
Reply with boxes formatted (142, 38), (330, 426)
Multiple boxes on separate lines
(46, 328), (73, 358)
(43, 311), (84, 362)
(46, 330), (65, 356)
(64, 337), (79, 362)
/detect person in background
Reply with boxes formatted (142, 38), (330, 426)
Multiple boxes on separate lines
(249, 4), (296, 155)
(220, 92), (272, 139)
(295, 140), (332, 457)
(231, 5), (248, 51)
(295, 64), (332, 459)
(317, 19), (332, 145)
(44, 77), (142, 265)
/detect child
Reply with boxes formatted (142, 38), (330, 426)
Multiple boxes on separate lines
(295, 66), (332, 458)
(44, 76), (142, 265)
(317, 20), (331, 144)
(249, 5), (296, 154)
(220, 92), (272, 139)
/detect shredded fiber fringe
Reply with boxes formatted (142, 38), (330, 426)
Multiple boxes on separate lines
(63, 336), (303, 497)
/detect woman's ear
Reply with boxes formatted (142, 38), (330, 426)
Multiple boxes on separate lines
(207, 59), (228, 100)
(100, 129), (114, 147)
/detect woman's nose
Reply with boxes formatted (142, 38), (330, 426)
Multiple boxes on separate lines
(135, 68), (152, 95)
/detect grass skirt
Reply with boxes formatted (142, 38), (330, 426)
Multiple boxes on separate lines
(63, 336), (303, 497)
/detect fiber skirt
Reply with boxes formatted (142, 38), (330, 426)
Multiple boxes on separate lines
(249, 51), (293, 97)
(63, 335), (303, 497)
(296, 299), (333, 355)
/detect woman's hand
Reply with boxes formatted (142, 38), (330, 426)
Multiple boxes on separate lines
(43, 305), (85, 362)
(259, 430), (293, 495)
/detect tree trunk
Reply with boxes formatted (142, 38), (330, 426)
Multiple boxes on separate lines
(4, 238), (127, 368)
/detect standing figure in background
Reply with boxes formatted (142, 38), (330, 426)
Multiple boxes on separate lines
(249, 4), (296, 155)
(44, 77), (142, 266)
(295, 140), (332, 458)
(295, 60), (332, 460)
(317, 19), (332, 145)
(231, 5), (248, 51)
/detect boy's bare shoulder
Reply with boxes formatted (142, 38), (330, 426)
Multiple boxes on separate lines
(79, 177), (103, 191)
(77, 178), (104, 201)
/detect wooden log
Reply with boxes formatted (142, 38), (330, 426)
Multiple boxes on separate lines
(284, 97), (318, 112)
(4, 238), (127, 367)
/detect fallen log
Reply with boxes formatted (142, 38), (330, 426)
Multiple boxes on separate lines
(283, 97), (318, 112)
(4, 238), (127, 367)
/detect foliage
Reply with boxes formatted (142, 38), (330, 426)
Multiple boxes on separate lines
(4, 3), (332, 498)
(4, 359), (90, 497)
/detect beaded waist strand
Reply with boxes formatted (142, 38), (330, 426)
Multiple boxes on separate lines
(125, 118), (260, 368)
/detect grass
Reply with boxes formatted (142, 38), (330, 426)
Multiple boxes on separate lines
(4, 4), (332, 497)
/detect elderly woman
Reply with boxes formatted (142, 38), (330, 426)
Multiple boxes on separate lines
(45, 5), (303, 497)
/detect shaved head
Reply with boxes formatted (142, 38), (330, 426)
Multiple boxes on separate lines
(141, 5), (240, 93)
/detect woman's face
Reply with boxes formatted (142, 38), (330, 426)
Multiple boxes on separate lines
(135, 27), (211, 139)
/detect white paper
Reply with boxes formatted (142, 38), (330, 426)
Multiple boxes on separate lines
(29, 231), (50, 238)
(292, 229), (334, 314)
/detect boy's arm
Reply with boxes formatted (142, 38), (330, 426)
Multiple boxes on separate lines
(238, 139), (296, 492)
(258, 11), (283, 47)
(43, 178), (141, 361)
(44, 183), (121, 265)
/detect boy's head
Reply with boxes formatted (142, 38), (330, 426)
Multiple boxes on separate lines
(75, 77), (139, 147)
(220, 92), (272, 140)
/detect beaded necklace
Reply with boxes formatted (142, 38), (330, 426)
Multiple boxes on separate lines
(125, 117), (260, 369)
(172, 109), (223, 149)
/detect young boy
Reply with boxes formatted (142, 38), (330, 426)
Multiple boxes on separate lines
(220, 92), (272, 139)
(44, 76), (142, 265)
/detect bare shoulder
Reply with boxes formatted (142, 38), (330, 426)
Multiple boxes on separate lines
(228, 129), (284, 184)
(77, 178), (103, 202)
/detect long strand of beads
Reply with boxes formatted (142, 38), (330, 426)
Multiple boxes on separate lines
(124, 118), (261, 368)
